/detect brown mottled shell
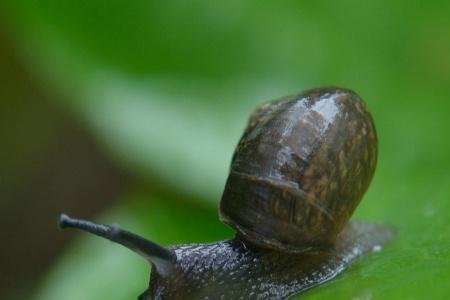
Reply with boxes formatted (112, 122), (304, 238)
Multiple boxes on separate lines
(219, 87), (378, 252)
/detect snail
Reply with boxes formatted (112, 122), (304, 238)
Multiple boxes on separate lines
(58, 87), (394, 300)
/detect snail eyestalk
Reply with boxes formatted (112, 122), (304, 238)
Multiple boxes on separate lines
(58, 213), (175, 277)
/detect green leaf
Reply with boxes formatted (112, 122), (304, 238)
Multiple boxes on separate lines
(4, 0), (450, 299)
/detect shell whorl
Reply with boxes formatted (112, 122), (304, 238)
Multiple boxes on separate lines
(220, 87), (378, 252)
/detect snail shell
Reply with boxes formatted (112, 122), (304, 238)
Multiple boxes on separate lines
(220, 87), (378, 252)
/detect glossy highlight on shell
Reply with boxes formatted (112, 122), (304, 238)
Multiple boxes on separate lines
(220, 87), (378, 252)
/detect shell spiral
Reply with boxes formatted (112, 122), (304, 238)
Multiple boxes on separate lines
(220, 87), (378, 252)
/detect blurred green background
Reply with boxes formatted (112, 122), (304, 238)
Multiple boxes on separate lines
(1, 1), (449, 299)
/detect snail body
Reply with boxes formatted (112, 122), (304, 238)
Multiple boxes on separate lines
(59, 87), (393, 300)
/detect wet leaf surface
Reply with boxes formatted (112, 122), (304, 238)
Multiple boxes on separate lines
(3, 1), (450, 299)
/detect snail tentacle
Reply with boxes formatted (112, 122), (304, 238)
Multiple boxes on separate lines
(58, 213), (175, 277)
